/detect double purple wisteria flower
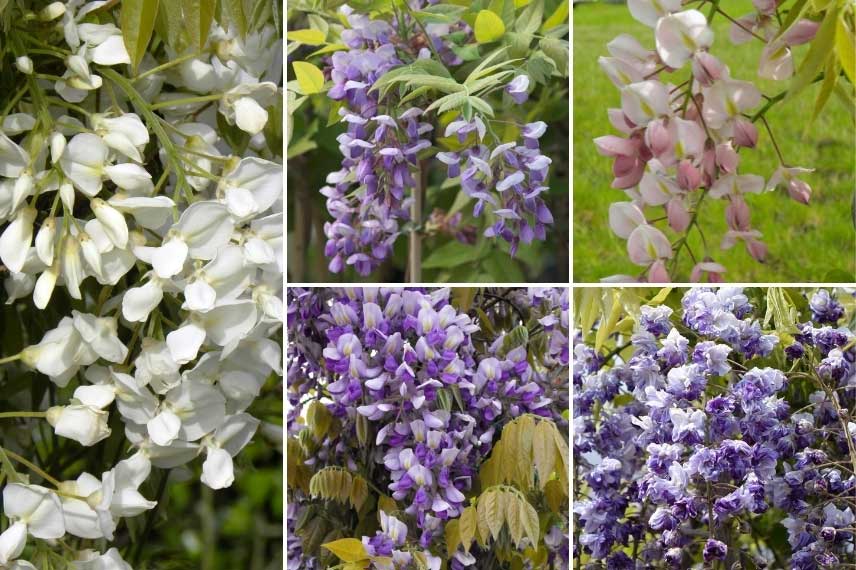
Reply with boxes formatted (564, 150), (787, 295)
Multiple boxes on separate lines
(574, 287), (855, 568)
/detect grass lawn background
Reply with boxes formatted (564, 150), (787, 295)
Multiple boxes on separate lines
(572, 0), (856, 283)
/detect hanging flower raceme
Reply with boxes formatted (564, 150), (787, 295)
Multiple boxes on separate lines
(287, 288), (570, 570)
(593, 0), (818, 282)
(0, 1), (282, 568)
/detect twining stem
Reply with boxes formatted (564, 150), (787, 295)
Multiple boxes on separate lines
(1, 446), (62, 487)
(408, 160), (426, 283)
(0, 354), (21, 365)
(0, 411), (47, 419)
(403, 3), (444, 63)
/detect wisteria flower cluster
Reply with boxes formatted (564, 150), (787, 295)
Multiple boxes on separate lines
(573, 287), (856, 568)
(0, 1), (283, 567)
(288, 0), (569, 279)
(287, 287), (570, 569)
(593, 0), (821, 282)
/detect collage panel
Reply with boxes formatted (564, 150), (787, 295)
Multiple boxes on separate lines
(572, 286), (856, 568)
(286, 287), (570, 569)
(0, 1), (284, 568)
(286, 0), (570, 283)
(572, 0), (856, 283)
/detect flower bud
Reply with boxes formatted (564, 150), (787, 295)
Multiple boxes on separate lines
(15, 56), (33, 75)
(667, 197), (691, 232)
(676, 159), (701, 190)
(726, 196), (751, 230)
(62, 234), (84, 299)
(733, 118), (758, 148)
(645, 118), (672, 158)
(0, 207), (36, 273)
(691, 52), (726, 87)
(787, 178), (811, 204)
(79, 232), (103, 280)
(46, 404), (111, 446)
(60, 181), (75, 211)
(715, 142), (740, 174)
(39, 2), (65, 20)
(35, 218), (56, 265)
(647, 259), (670, 283)
(690, 260), (726, 282)
(65, 54), (91, 81)
(746, 237), (768, 262)
(91, 199), (129, 248)
(33, 264), (58, 310)
(49, 132), (66, 164)
(783, 19), (820, 46)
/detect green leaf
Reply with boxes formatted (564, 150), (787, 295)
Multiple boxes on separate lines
(541, 0), (568, 31)
(322, 538), (369, 563)
(836, 13), (856, 85)
(293, 61), (326, 95)
(155, 0), (183, 49)
(539, 37), (568, 75)
(808, 56), (839, 127)
(594, 290), (623, 351)
(526, 51), (555, 85)
(466, 95), (494, 117)
(474, 9), (506, 43)
(514, 0), (542, 35)
(121, 0), (160, 72)
(423, 239), (485, 269)
(287, 29), (327, 45)
(182, 0), (216, 50)
(223, 0), (248, 37)
(788, 5), (840, 101)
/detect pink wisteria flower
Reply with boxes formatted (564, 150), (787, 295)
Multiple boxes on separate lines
(593, 0), (817, 282)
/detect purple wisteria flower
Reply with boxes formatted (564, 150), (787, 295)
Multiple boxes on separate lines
(574, 287), (856, 568)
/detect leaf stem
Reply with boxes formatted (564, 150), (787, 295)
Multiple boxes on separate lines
(759, 115), (786, 165)
(150, 93), (224, 111)
(134, 52), (205, 82)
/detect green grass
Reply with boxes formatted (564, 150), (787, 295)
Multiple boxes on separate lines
(573, 0), (856, 283)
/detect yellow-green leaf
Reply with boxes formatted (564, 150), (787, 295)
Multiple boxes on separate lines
(459, 506), (478, 553)
(288, 29), (327, 45)
(541, 0), (568, 31)
(322, 538), (369, 562)
(506, 493), (524, 546)
(445, 519), (461, 557)
(533, 419), (557, 488)
(515, 415), (535, 488)
(544, 479), (565, 513)
(577, 288), (601, 336)
(223, 0), (247, 37)
(836, 14), (855, 85)
(121, 0), (160, 72)
(350, 476), (368, 511)
(648, 287), (673, 305)
(594, 290), (623, 351)
(474, 10), (506, 43)
(377, 495), (397, 517)
(293, 61), (326, 95)
(520, 498), (540, 548)
(182, 0), (215, 51)
(477, 489), (502, 540)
